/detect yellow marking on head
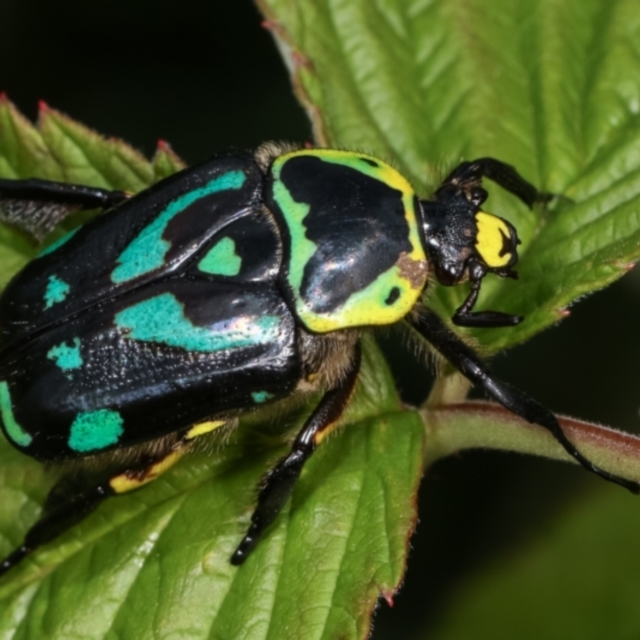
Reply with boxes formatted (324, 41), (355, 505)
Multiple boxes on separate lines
(185, 420), (226, 440)
(109, 449), (185, 494)
(475, 212), (514, 268)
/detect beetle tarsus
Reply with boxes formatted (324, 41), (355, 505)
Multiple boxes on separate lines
(231, 451), (307, 565)
(452, 310), (524, 328)
(452, 277), (523, 327)
(0, 545), (29, 578)
(440, 157), (545, 208)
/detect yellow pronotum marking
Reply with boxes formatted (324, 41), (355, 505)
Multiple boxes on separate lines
(110, 449), (185, 494)
(272, 149), (428, 333)
(185, 419), (226, 440)
(475, 211), (513, 268)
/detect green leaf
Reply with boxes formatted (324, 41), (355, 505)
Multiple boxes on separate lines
(152, 140), (187, 180)
(427, 488), (640, 640)
(0, 98), (159, 191)
(0, 97), (188, 270)
(259, 0), (640, 352)
(3, 0), (640, 635)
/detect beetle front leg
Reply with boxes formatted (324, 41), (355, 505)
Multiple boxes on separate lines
(231, 343), (362, 565)
(409, 309), (640, 494)
(439, 158), (550, 208)
(452, 277), (523, 328)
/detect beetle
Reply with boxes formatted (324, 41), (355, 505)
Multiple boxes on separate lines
(0, 142), (637, 577)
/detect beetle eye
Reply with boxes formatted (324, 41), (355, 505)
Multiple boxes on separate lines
(470, 187), (488, 206)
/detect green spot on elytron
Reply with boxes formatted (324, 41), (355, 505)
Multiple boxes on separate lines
(68, 409), (124, 452)
(0, 381), (32, 447)
(47, 338), (82, 374)
(111, 170), (247, 283)
(38, 228), (80, 257)
(198, 237), (242, 276)
(115, 293), (281, 352)
(251, 390), (274, 403)
(44, 275), (70, 309)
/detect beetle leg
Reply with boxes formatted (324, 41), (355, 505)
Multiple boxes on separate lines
(440, 158), (551, 208)
(0, 441), (193, 578)
(0, 178), (130, 209)
(452, 279), (523, 328)
(231, 343), (362, 565)
(0, 178), (130, 241)
(409, 308), (640, 494)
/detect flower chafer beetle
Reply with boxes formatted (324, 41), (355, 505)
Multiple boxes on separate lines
(0, 143), (637, 577)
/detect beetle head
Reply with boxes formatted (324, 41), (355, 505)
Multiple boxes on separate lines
(419, 189), (520, 288)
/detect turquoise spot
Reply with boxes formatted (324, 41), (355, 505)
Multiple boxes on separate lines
(111, 171), (246, 283)
(44, 275), (70, 309)
(47, 338), (82, 374)
(251, 390), (274, 403)
(68, 409), (124, 452)
(198, 237), (242, 276)
(115, 293), (280, 352)
(0, 381), (32, 447)
(38, 228), (80, 257)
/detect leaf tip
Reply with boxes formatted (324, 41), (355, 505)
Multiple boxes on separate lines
(260, 19), (288, 41)
(382, 591), (395, 608)
(0, 91), (7, 103)
(156, 139), (171, 151)
(38, 99), (51, 115)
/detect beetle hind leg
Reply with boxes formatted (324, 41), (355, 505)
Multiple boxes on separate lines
(0, 480), (113, 578)
(409, 308), (640, 494)
(0, 439), (194, 578)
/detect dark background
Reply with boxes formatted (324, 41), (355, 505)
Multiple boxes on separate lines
(3, 2), (640, 637)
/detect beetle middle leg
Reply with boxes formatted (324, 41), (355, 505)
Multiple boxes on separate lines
(231, 343), (362, 565)
(0, 420), (226, 577)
